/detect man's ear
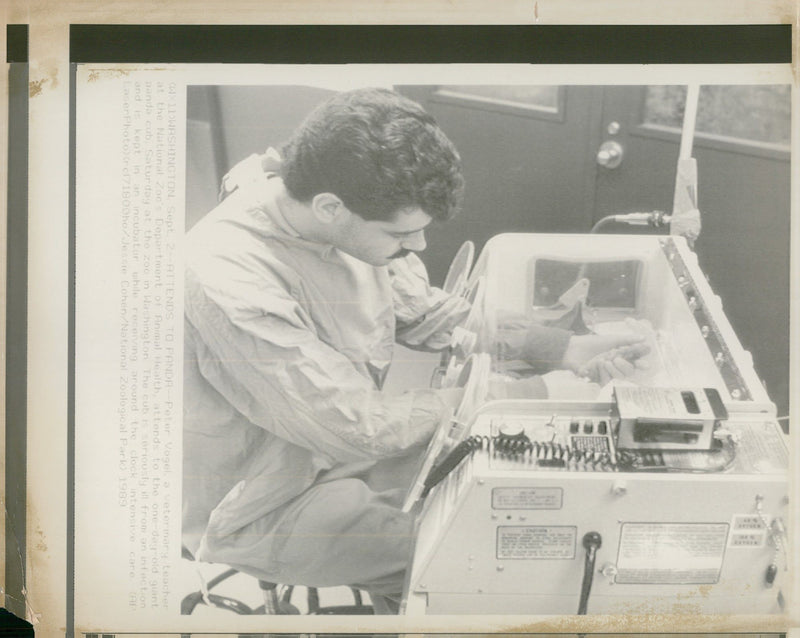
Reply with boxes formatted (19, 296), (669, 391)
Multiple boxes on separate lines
(311, 192), (349, 224)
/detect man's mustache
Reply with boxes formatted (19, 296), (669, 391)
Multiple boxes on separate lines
(389, 248), (414, 260)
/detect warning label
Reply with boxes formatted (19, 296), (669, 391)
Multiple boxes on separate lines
(497, 526), (576, 560)
(615, 523), (728, 584)
(492, 487), (563, 510)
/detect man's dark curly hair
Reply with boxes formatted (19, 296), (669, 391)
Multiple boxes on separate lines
(280, 88), (464, 222)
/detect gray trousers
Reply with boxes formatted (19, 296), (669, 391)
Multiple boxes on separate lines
(198, 453), (422, 612)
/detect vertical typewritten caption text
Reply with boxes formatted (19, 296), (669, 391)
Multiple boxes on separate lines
(117, 80), (178, 611)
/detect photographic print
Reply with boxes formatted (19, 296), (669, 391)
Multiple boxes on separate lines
(71, 61), (792, 633)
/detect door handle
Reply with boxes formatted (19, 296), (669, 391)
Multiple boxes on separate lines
(596, 140), (624, 169)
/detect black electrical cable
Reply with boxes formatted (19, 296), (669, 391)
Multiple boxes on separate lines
(422, 429), (538, 499)
(616, 435), (738, 473)
(421, 436), (483, 498)
(577, 531), (602, 615)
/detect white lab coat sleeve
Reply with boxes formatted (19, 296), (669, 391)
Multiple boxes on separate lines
(185, 267), (446, 466)
(388, 253), (471, 351)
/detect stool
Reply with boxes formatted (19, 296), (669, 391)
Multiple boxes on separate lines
(180, 555), (373, 615)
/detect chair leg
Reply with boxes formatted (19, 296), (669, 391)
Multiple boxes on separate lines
(258, 581), (281, 614)
(307, 586), (320, 613)
(182, 566), (368, 616)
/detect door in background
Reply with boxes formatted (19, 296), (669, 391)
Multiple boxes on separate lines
(405, 83), (790, 419)
(398, 85), (600, 285)
(593, 84), (790, 420)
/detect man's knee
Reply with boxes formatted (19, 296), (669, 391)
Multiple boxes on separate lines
(275, 478), (414, 588)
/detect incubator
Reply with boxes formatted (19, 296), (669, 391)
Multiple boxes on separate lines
(402, 234), (788, 616)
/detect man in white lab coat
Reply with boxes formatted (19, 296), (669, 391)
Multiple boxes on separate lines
(183, 88), (645, 612)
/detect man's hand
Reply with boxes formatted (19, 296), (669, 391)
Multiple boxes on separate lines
(561, 333), (651, 385)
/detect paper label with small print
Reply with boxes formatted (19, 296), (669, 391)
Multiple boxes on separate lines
(492, 487), (563, 510)
(497, 525), (576, 559)
(615, 522), (728, 584)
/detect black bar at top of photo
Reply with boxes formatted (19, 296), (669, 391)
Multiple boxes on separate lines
(70, 24), (791, 64)
(6, 24), (29, 63)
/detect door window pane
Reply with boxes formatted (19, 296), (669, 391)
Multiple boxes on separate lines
(438, 85), (560, 111)
(643, 85), (790, 146)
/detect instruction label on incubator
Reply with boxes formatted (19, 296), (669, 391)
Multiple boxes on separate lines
(497, 526), (576, 559)
(492, 487), (563, 510)
(615, 522), (728, 584)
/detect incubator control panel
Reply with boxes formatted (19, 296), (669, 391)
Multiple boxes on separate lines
(483, 415), (617, 471)
(464, 403), (787, 477)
